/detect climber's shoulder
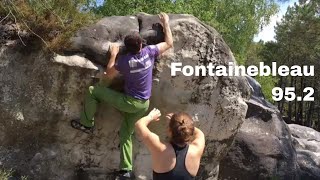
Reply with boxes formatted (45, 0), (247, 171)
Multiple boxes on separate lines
(189, 128), (205, 156)
(142, 45), (160, 58)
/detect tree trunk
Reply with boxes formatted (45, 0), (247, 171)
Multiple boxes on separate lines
(294, 77), (297, 123)
(278, 76), (283, 111)
(300, 76), (304, 125)
(288, 76), (293, 123)
(279, 76), (287, 114)
(307, 101), (314, 127)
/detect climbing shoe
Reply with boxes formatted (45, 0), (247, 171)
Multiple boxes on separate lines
(70, 119), (94, 134)
(115, 170), (135, 180)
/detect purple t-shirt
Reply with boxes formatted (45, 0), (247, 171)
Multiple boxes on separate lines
(114, 45), (159, 100)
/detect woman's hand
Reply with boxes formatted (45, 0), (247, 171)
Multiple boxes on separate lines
(166, 113), (174, 120)
(148, 108), (161, 121)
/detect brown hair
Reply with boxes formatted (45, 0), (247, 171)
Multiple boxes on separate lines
(124, 33), (143, 54)
(169, 112), (195, 145)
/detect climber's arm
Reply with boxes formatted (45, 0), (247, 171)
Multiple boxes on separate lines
(190, 127), (205, 156)
(105, 44), (119, 80)
(106, 44), (119, 73)
(135, 108), (166, 153)
(156, 12), (173, 55)
(104, 67), (118, 81)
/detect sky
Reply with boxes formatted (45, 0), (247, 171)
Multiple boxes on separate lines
(96, 0), (104, 6)
(95, 0), (298, 42)
(254, 0), (299, 42)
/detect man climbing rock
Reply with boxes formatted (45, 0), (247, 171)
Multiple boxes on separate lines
(71, 12), (173, 179)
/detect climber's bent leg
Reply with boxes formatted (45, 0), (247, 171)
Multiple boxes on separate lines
(80, 84), (148, 127)
(78, 80), (112, 127)
(120, 101), (149, 171)
(80, 86), (98, 127)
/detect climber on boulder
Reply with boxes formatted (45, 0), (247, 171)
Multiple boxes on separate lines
(71, 12), (173, 179)
(135, 108), (205, 180)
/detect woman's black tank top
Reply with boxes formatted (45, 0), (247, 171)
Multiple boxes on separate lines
(153, 143), (195, 180)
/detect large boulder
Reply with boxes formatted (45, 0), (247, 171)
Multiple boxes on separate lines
(219, 76), (299, 180)
(0, 13), (250, 179)
(289, 124), (320, 180)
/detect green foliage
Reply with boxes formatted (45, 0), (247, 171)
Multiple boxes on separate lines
(0, 0), (96, 51)
(94, 0), (279, 63)
(245, 41), (265, 66)
(255, 75), (278, 102)
(270, 0), (320, 128)
(0, 169), (28, 180)
(245, 41), (278, 102)
(275, 0), (320, 67)
(0, 169), (13, 179)
(0, 0), (280, 61)
(259, 41), (280, 66)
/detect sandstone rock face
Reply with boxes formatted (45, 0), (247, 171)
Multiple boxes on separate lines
(289, 124), (320, 180)
(219, 76), (299, 180)
(0, 13), (250, 179)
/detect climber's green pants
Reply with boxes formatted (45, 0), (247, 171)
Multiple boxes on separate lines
(80, 83), (149, 171)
